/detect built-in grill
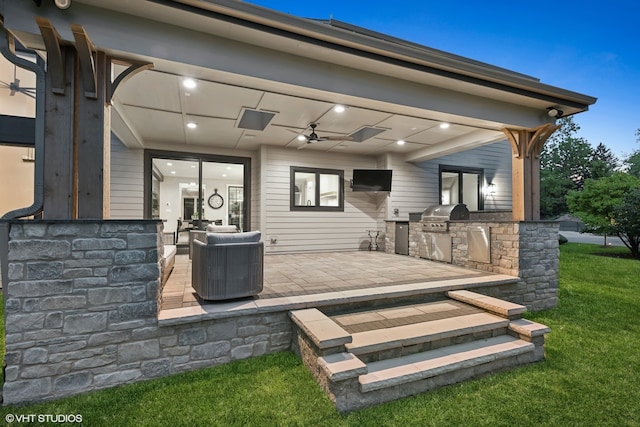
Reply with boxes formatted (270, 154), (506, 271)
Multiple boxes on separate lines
(421, 204), (470, 233)
(419, 204), (470, 263)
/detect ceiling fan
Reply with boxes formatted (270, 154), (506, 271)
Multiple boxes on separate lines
(0, 65), (36, 100)
(298, 123), (353, 144)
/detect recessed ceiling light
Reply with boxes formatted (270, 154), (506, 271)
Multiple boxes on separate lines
(187, 122), (197, 129)
(226, 166), (232, 170)
(222, 173), (227, 177)
(397, 140), (406, 145)
(183, 78), (196, 89)
(440, 123), (450, 129)
(191, 165), (196, 168)
(166, 162), (173, 166)
(170, 171), (176, 174)
(297, 135), (306, 141)
(333, 105), (346, 113)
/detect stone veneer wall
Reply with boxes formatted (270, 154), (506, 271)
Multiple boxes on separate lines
(3, 221), (291, 405)
(384, 219), (559, 311)
(448, 221), (559, 310)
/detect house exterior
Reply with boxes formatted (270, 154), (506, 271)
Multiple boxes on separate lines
(0, 0), (595, 405)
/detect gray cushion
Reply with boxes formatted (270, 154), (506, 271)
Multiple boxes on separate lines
(206, 231), (261, 245)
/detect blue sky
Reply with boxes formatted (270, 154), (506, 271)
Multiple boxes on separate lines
(245, 0), (639, 160)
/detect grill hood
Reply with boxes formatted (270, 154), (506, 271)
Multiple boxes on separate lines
(421, 204), (470, 221)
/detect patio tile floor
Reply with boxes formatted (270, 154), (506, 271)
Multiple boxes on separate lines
(160, 251), (499, 311)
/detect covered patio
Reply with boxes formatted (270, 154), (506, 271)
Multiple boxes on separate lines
(159, 251), (518, 323)
(0, 0), (593, 407)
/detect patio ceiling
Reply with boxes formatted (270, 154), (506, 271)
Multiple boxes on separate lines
(112, 63), (499, 157)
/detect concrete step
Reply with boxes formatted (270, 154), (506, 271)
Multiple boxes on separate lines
(359, 335), (534, 393)
(290, 294), (550, 413)
(345, 312), (509, 363)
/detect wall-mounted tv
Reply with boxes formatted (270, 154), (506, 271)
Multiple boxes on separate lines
(351, 169), (392, 192)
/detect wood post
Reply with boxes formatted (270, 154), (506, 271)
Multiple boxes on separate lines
(503, 124), (559, 221)
(76, 51), (110, 219)
(43, 45), (76, 219)
(37, 19), (152, 219)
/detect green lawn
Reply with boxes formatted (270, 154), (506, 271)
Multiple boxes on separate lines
(2, 243), (639, 426)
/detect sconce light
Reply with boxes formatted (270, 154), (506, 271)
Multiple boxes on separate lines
(547, 107), (564, 118)
(488, 183), (496, 195)
(54, 0), (72, 9)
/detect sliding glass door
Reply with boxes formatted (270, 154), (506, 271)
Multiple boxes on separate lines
(145, 151), (250, 246)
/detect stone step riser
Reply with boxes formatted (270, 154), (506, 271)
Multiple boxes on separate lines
(330, 350), (537, 413)
(290, 295), (550, 413)
(357, 327), (508, 363)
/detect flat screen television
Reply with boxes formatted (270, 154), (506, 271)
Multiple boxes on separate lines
(351, 169), (392, 192)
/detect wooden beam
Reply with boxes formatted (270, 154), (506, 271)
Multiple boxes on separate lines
(107, 58), (153, 104)
(70, 24), (98, 98)
(503, 124), (559, 221)
(36, 17), (66, 95)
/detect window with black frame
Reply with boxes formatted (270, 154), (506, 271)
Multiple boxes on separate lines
(439, 166), (484, 211)
(290, 166), (344, 211)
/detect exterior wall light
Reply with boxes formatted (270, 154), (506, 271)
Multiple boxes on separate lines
(54, 0), (72, 9)
(547, 107), (564, 118)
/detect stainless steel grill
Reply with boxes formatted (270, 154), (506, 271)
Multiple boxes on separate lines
(419, 204), (470, 263)
(421, 204), (470, 233)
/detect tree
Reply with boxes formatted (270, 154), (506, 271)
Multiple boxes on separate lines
(567, 173), (640, 258)
(625, 128), (640, 177)
(590, 142), (618, 179)
(540, 116), (594, 217)
(612, 189), (640, 258)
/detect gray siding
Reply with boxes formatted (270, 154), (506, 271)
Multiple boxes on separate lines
(387, 154), (437, 220)
(262, 147), (384, 253)
(418, 140), (513, 211)
(107, 139), (511, 251)
(110, 136), (144, 219)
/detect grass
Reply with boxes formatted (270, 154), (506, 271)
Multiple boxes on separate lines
(1, 243), (640, 426)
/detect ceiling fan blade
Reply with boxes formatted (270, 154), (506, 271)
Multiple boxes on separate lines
(322, 135), (353, 141)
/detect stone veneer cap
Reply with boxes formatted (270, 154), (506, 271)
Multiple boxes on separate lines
(447, 290), (527, 318)
(290, 309), (352, 349)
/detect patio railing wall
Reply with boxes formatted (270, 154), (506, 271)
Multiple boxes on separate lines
(2, 220), (291, 405)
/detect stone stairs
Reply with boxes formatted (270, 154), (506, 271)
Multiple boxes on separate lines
(290, 290), (550, 412)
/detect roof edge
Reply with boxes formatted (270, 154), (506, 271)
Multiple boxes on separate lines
(167, 0), (596, 108)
